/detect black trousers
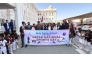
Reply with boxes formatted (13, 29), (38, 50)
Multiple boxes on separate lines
(21, 35), (24, 46)
(6, 45), (10, 54)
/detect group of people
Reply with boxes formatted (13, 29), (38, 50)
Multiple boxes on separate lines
(0, 31), (19, 54)
(1, 19), (92, 54)
(2, 20), (14, 34)
(0, 20), (19, 54)
(74, 30), (92, 53)
(20, 20), (76, 48)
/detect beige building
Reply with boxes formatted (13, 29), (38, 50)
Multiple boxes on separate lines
(22, 3), (38, 25)
(38, 5), (56, 23)
(0, 3), (57, 34)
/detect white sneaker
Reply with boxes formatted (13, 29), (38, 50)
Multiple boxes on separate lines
(17, 45), (19, 49)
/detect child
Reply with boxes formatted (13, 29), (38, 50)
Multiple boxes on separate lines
(78, 31), (84, 49)
(9, 34), (14, 54)
(84, 30), (90, 51)
(13, 30), (19, 49)
(4, 32), (10, 54)
(0, 33), (7, 54)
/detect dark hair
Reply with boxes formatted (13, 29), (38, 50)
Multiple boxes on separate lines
(0, 33), (4, 37)
(4, 32), (8, 35)
(22, 21), (25, 24)
(37, 21), (40, 23)
(6, 20), (8, 21)
(13, 30), (16, 32)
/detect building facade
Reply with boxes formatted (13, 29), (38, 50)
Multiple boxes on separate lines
(38, 5), (56, 23)
(22, 3), (38, 25)
(0, 3), (57, 34)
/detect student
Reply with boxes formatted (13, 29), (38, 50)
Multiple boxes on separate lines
(78, 31), (84, 49)
(0, 33), (7, 54)
(85, 30), (90, 51)
(9, 34), (13, 54)
(13, 30), (19, 49)
(4, 32), (10, 54)
(12, 33), (16, 51)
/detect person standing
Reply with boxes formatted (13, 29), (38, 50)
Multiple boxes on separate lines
(68, 20), (75, 47)
(42, 23), (47, 30)
(47, 23), (52, 30)
(61, 20), (69, 46)
(20, 22), (25, 48)
(61, 20), (69, 29)
(3, 20), (10, 33)
(25, 22), (32, 47)
(35, 21), (42, 30)
(57, 22), (62, 30)
(9, 20), (14, 34)
(0, 33), (7, 54)
(25, 22), (32, 30)
(31, 24), (36, 30)
(53, 23), (57, 30)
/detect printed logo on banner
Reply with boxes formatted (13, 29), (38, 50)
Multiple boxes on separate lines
(63, 32), (66, 36)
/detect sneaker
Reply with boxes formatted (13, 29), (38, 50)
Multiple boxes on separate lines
(21, 46), (24, 48)
(25, 45), (27, 48)
(17, 45), (19, 49)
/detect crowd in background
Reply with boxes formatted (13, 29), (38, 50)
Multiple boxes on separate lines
(0, 19), (92, 54)
(0, 19), (18, 54)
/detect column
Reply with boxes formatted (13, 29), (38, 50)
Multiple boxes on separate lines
(14, 3), (23, 35)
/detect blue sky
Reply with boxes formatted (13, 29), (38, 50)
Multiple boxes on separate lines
(35, 3), (92, 21)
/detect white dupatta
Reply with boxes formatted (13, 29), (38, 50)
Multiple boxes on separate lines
(53, 26), (57, 30)
(31, 27), (35, 30)
(48, 26), (51, 30)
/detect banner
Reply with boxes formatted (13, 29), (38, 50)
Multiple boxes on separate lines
(24, 30), (69, 45)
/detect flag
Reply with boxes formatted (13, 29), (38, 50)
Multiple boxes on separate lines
(41, 16), (43, 22)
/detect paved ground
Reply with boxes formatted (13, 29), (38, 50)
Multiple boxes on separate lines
(13, 40), (83, 54)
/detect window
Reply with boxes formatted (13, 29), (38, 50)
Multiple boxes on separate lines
(24, 10), (25, 14)
(52, 13), (53, 15)
(46, 18), (47, 20)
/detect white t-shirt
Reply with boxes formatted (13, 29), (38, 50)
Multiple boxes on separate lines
(7, 23), (9, 29)
(0, 39), (7, 48)
(2, 40), (7, 47)
(0, 40), (2, 49)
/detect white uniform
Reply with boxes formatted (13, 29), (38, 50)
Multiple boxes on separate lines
(0, 39), (7, 54)
(15, 39), (19, 49)
(9, 38), (13, 54)
(12, 39), (16, 51)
